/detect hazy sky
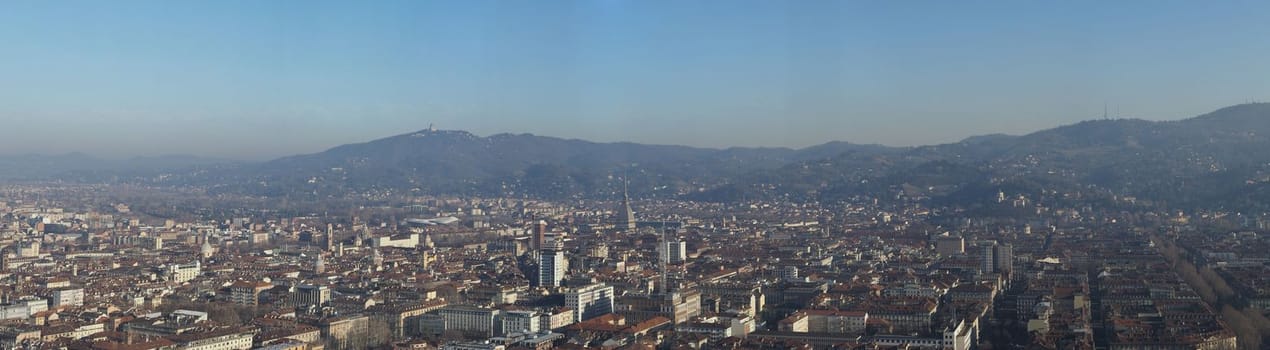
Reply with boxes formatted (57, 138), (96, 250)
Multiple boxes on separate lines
(3, 1), (1270, 160)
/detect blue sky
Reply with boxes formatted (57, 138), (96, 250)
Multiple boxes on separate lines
(2, 1), (1269, 160)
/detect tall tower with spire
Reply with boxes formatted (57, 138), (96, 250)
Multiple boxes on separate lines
(616, 178), (636, 231)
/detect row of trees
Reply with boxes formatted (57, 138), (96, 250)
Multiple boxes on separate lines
(1157, 238), (1236, 304)
(1221, 305), (1270, 350)
(1156, 237), (1269, 349)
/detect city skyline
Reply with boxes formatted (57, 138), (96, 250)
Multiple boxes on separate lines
(3, 1), (1270, 159)
(5, 2), (1270, 349)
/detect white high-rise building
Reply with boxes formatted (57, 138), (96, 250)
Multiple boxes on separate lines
(537, 233), (567, 287)
(567, 283), (614, 322)
(538, 250), (566, 287)
(980, 242), (1013, 274)
(662, 240), (687, 264)
(980, 244), (995, 273)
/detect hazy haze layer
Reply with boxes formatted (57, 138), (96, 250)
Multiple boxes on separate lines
(2, 1), (1269, 159)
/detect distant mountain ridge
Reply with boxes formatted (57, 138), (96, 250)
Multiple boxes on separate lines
(784, 103), (1270, 210)
(8, 103), (1270, 212)
(217, 129), (904, 199)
